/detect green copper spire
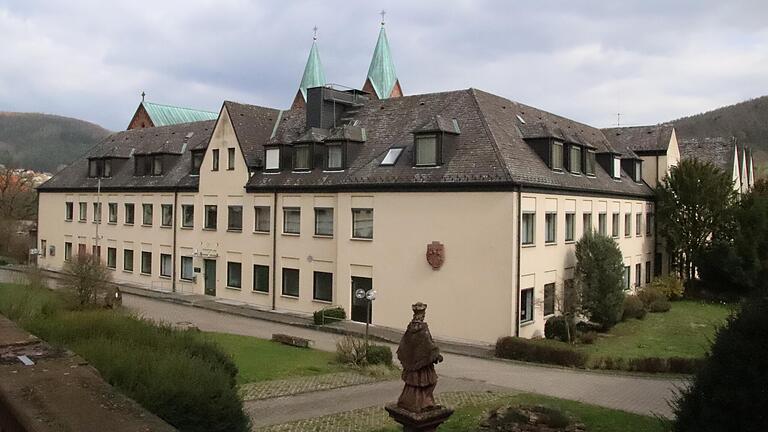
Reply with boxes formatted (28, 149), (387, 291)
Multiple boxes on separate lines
(366, 24), (399, 99)
(298, 32), (326, 101)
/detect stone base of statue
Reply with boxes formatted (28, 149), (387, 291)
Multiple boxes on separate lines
(385, 403), (454, 432)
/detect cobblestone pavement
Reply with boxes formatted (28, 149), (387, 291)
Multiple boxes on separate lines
(254, 391), (513, 432)
(240, 372), (387, 401)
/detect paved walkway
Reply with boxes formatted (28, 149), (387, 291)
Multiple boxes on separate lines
(120, 293), (682, 419)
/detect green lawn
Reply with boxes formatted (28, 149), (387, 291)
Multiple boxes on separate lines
(576, 300), (732, 360)
(203, 332), (345, 384)
(376, 393), (668, 432)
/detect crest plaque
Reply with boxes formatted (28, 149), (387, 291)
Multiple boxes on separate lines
(426, 241), (445, 270)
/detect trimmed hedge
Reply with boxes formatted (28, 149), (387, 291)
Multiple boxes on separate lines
(313, 306), (346, 325)
(495, 337), (588, 368)
(592, 356), (703, 374)
(365, 345), (393, 366)
(544, 316), (576, 342)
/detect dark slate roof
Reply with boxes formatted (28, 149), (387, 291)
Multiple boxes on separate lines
(602, 124), (674, 154)
(224, 101), (281, 167)
(247, 88), (653, 198)
(678, 137), (736, 172)
(38, 121), (214, 191)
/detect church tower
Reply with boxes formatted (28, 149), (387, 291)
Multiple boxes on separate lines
(362, 14), (402, 100)
(291, 29), (327, 109)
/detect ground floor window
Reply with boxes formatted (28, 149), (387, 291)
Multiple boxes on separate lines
(141, 251), (152, 274)
(124, 249), (134, 272)
(313, 271), (333, 302)
(543, 283), (555, 316)
(64, 242), (72, 261)
(181, 256), (194, 280)
(227, 262), (242, 288)
(635, 263), (641, 287)
(107, 247), (117, 269)
(253, 265), (269, 292)
(520, 288), (534, 323)
(645, 261), (651, 284)
(160, 253), (172, 277)
(623, 265), (630, 290)
(282, 268), (299, 297)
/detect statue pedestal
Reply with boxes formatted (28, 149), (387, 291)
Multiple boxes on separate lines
(385, 403), (454, 432)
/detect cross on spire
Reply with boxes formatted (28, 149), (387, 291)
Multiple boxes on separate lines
(380, 10), (386, 26)
(141, 91), (146, 103)
(313, 26), (318, 41)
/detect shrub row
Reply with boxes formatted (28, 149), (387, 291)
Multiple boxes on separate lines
(495, 336), (588, 368)
(591, 356), (703, 374)
(313, 306), (346, 325)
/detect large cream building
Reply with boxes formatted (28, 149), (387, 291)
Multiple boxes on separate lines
(36, 26), (663, 344)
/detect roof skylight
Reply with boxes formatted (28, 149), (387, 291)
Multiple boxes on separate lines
(381, 147), (404, 166)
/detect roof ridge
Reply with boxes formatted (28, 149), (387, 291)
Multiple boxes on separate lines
(468, 88), (514, 182)
(143, 101), (217, 114)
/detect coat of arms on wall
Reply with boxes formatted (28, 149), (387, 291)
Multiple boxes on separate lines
(426, 241), (445, 270)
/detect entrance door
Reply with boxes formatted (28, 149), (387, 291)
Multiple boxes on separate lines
(204, 259), (216, 296)
(351, 276), (372, 323)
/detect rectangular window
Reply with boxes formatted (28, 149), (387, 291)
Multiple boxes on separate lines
(583, 212), (592, 234)
(125, 203), (135, 225)
(212, 149), (219, 171)
(124, 249), (134, 272)
(64, 242), (72, 261)
(227, 262), (242, 288)
(79, 202), (87, 221)
(314, 208), (334, 236)
(415, 135), (438, 166)
(152, 156), (162, 176)
(352, 208), (374, 239)
(645, 261), (651, 284)
(253, 265), (269, 293)
(265, 148), (280, 170)
(522, 212), (535, 245)
(585, 150), (596, 175)
(141, 251), (152, 274)
(142, 204), (153, 226)
(313, 271), (333, 302)
(227, 147), (235, 170)
(282, 268), (300, 297)
(544, 283), (555, 316)
(624, 213), (632, 237)
(283, 207), (300, 234)
(191, 151), (204, 175)
(565, 213), (575, 242)
(381, 147), (404, 166)
(613, 156), (621, 179)
(327, 145), (343, 170)
(89, 159), (99, 177)
(160, 253), (172, 277)
(40, 240), (47, 257)
(181, 205), (194, 228)
(646, 213), (653, 236)
(204, 205), (217, 229)
(551, 142), (563, 170)
(65, 202), (73, 221)
(545, 212), (556, 244)
(599, 213), (607, 236)
(636, 213), (642, 236)
(104, 160), (111, 177)
(635, 263), (641, 287)
(293, 146), (312, 170)
(104, 247), (115, 269)
(227, 205), (243, 231)
(520, 288), (534, 323)
(634, 161), (642, 182)
(254, 206), (270, 232)
(570, 145), (582, 173)
(623, 265), (630, 290)
(161, 204), (173, 227)
(612, 213), (620, 238)
(91, 245), (100, 259)
(181, 256), (194, 280)
(108, 203), (117, 223)
(92, 202), (101, 222)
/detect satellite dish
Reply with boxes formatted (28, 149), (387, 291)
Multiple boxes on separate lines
(354, 288), (366, 300)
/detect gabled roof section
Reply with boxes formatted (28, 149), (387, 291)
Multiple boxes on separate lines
(602, 124), (674, 153)
(142, 102), (218, 126)
(365, 26), (399, 99)
(223, 101), (281, 167)
(298, 40), (327, 101)
(677, 137), (736, 173)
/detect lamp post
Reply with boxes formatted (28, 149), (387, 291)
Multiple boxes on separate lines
(354, 288), (377, 356)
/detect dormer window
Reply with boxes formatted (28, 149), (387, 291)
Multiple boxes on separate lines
(293, 145), (312, 171)
(551, 141), (563, 171)
(381, 147), (404, 166)
(265, 147), (280, 171)
(191, 151), (204, 175)
(585, 151), (596, 176)
(88, 159), (111, 178)
(613, 156), (621, 179)
(634, 160), (642, 183)
(152, 156), (163, 176)
(415, 134), (439, 167)
(327, 145), (344, 170)
(569, 145), (582, 173)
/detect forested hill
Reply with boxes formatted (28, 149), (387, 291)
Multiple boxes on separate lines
(0, 112), (111, 172)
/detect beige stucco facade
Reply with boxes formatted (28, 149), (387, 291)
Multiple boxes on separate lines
(639, 129), (680, 189)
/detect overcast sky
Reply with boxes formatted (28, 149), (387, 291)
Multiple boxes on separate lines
(1, 0), (767, 131)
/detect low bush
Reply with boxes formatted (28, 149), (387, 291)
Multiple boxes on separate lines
(365, 344), (393, 366)
(592, 355), (702, 374)
(495, 336), (588, 368)
(313, 306), (346, 325)
(579, 331), (598, 345)
(622, 295), (647, 321)
(335, 335), (367, 365)
(649, 298), (671, 313)
(650, 275), (685, 300)
(637, 287), (666, 309)
(544, 316), (576, 342)
(480, 405), (575, 430)
(668, 357), (705, 374)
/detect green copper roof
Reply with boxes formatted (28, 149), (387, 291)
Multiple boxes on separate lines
(366, 26), (398, 99)
(142, 102), (218, 126)
(299, 40), (327, 100)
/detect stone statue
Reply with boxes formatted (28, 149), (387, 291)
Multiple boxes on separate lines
(386, 302), (453, 431)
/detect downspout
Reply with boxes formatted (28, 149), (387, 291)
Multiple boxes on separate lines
(271, 190), (278, 311)
(515, 185), (522, 337)
(172, 190), (178, 293)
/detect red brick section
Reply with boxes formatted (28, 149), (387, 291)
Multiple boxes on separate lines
(127, 103), (154, 130)
(363, 78), (403, 100)
(290, 90), (306, 110)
